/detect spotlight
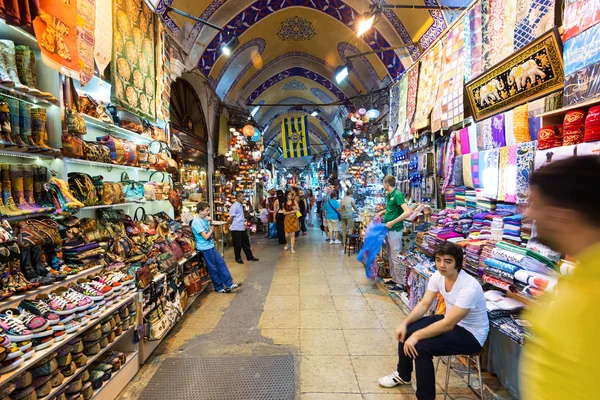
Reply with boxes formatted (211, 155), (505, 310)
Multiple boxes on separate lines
(335, 64), (351, 84)
(357, 14), (375, 37)
(221, 36), (240, 56)
(311, 109), (320, 117)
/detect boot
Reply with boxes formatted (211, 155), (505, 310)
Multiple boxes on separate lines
(1, 262), (25, 292)
(15, 46), (40, 95)
(0, 266), (14, 299)
(0, 101), (10, 149)
(0, 40), (28, 92)
(0, 41), (15, 87)
(0, 164), (23, 216)
(30, 108), (54, 154)
(6, 100), (28, 152)
(9, 164), (37, 213)
(33, 166), (54, 211)
(30, 245), (59, 284)
(20, 247), (38, 281)
(22, 165), (46, 212)
(29, 51), (54, 100)
(18, 103), (39, 152)
(11, 262), (39, 290)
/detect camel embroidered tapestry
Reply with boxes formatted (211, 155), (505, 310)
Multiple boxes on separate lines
(465, 29), (563, 122)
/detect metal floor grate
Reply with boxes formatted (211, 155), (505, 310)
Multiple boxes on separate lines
(140, 355), (295, 400)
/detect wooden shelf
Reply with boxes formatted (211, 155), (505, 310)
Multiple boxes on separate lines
(88, 351), (139, 400)
(83, 115), (152, 145)
(0, 292), (136, 386)
(539, 96), (600, 118)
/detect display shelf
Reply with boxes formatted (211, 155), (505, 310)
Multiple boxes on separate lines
(4, 211), (54, 222)
(0, 292), (136, 386)
(83, 115), (152, 145)
(539, 96), (600, 118)
(0, 265), (104, 311)
(43, 325), (136, 399)
(0, 83), (58, 107)
(64, 157), (153, 172)
(88, 351), (139, 400)
(0, 149), (58, 160)
(0, 19), (39, 49)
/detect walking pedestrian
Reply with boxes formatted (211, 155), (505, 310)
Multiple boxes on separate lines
(265, 188), (277, 238)
(283, 190), (300, 253)
(299, 190), (309, 236)
(340, 188), (358, 245)
(306, 189), (315, 227)
(324, 191), (341, 244)
(273, 190), (287, 245)
(191, 202), (241, 293)
(228, 192), (259, 264)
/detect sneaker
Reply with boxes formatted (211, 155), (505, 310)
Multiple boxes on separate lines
(61, 289), (94, 311)
(31, 337), (54, 351)
(333, 240), (342, 244)
(227, 283), (242, 291)
(19, 300), (60, 326)
(86, 281), (114, 297)
(46, 294), (77, 316)
(330, 240), (334, 245)
(96, 275), (122, 291)
(63, 320), (81, 334)
(21, 348), (34, 360)
(71, 283), (104, 302)
(0, 314), (33, 341)
(378, 371), (410, 388)
(9, 309), (49, 333)
(0, 356), (24, 373)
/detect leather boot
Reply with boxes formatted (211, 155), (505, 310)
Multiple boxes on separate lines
(0, 40), (28, 92)
(20, 247), (38, 281)
(31, 108), (54, 154)
(0, 265), (14, 299)
(31, 245), (59, 284)
(15, 46), (40, 95)
(18, 103), (39, 152)
(0, 101), (9, 149)
(11, 261), (38, 290)
(0, 41), (15, 87)
(6, 99), (28, 152)
(0, 164), (23, 216)
(33, 166), (54, 211)
(23, 165), (46, 212)
(8, 164), (36, 213)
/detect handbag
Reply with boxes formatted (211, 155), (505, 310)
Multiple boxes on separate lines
(66, 79), (87, 136)
(135, 265), (152, 289)
(99, 136), (133, 165)
(118, 110), (143, 133)
(93, 177), (125, 205)
(143, 182), (156, 201)
(80, 218), (111, 243)
(62, 134), (85, 159)
(83, 141), (112, 164)
(137, 144), (149, 168)
(121, 172), (145, 202)
(149, 172), (170, 200)
(113, 235), (135, 259)
(168, 181), (182, 210)
(167, 239), (184, 260)
(16, 219), (61, 247)
(98, 207), (126, 222)
(123, 215), (141, 236)
(68, 173), (98, 206)
(156, 252), (177, 272)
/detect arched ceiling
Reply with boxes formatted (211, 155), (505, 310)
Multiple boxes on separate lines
(167, 0), (452, 168)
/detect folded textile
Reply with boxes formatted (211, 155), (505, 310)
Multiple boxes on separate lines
(472, 152), (481, 188)
(484, 257), (522, 274)
(482, 274), (516, 292)
(460, 127), (471, 154)
(484, 266), (515, 283)
(454, 156), (464, 186)
(514, 270), (557, 292)
(463, 153), (474, 188)
(497, 241), (557, 270)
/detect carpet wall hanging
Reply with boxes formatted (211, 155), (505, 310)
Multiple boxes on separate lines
(33, 0), (80, 78)
(111, 0), (157, 120)
(406, 65), (420, 135)
(415, 42), (443, 130)
(465, 28), (564, 122)
(389, 82), (400, 136)
(391, 75), (409, 145)
(438, 20), (465, 129)
(94, 0), (112, 77)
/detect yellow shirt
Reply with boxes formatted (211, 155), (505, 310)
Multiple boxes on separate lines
(520, 243), (600, 400)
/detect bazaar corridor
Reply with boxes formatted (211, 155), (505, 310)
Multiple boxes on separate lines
(117, 228), (510, 400)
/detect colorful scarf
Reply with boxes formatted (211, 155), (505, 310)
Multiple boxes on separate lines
(516, 141), (537, 204)
(397, 74), (409, 135)
(389, 83), (400, 136)
(406, 66), (419, 134)
(33, 0), (80, 78)
(463, 12), (473, 82)
(485, 0), (505, 68)
(470, 0), (484, 78)
(94, 0), (112, 77)
(514, 0), (555, 51)
(460, 127), (470, 154)
(491, 114), (507, 148)
(442, 132), (457, 193)
(415, 42), (443, 130)
(439, 20), (466, 129)
(454, 155), (464, 186)
(471, 151), (482, 188)
(504, 144), (519, 203)
(481, 0), (490, 71)
(504, 110), (515, 145)
(77, 0), (95, 86)
(502, 0), (517, 58)
(498, 146), (509, 201)
(478, 118), (493, 150)
(468, 123), (479, 153)
(463, 153), (474, 188)
(513, 104), (531, 143)
(482, 148), (500, 199)
(156, 26), (172, 122)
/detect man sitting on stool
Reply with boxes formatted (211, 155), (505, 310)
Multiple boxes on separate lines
(379, 242), (489, 399)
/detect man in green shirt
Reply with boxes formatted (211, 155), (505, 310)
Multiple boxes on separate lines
(378, 175), (411, 291)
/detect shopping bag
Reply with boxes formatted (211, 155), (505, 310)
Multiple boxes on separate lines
(269, 222), (277, 239)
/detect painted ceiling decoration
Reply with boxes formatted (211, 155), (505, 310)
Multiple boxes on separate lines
(247, 67), (349, 104)
(281, 79), (308, 91)
(337, 42), (388, 88)
(213, 38), (266, 90)
(197, 0), (404, 78)
(276, 16), (316, 41)
(235, 52), (362, 100)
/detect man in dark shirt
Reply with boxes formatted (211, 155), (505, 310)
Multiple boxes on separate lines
(378, 175), (411, 290)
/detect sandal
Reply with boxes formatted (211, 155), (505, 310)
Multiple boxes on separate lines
(283, 246), (288, 251)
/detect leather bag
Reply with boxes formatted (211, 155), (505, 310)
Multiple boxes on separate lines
(16, 219), (61, 247)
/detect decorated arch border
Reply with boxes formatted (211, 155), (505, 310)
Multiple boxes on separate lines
(213, 38), (267, 88)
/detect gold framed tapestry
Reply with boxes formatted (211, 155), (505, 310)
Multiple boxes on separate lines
(111, 0), (157, 120)
(465, 28), (564, 122)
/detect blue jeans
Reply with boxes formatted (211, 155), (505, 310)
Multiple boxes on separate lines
(199, 247), (233, 291)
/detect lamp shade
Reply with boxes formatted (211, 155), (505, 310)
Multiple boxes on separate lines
(366, 109), (380, 119)
(243, 125), (255, 136)
(251, 127), (261, 142)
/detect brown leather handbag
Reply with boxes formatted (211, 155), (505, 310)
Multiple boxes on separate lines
(16, 219), (61, 247)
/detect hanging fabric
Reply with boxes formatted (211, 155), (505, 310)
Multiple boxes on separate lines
(156, 26), (173, 121)
(415, 42), (443, 130)
(77, 0), (95, 86)
(406, 65), (419, 135)
(516, 141), (537, 204)
(439, 20), (466, 129)
(504, 144), (519, 203)
(513, 104), (531, 143)
(94, 0), (112, 77)
(513, 0), (555, 51)
(463, 153), (474, 188)
(498, 146), (509, 201)
(33, 0), (80, 78)
(389, 82), (400, 135)
(486, 0), (506, 67)
(469, 0), (484, 78)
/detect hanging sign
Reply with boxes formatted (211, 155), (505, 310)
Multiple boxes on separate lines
(465, 29), (564, 122)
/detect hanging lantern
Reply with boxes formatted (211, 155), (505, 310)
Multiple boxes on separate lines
(252, 150), (262, 161)
(366, 109), (380, 119)
(251, 127), (261, 142)
(357, 108), (367, 116)
(362, 115), (369, 123)
(243, 125), (255, 137)
(233, 130), (240, 136)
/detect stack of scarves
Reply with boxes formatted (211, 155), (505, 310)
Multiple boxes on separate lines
(584, 106), (600, 142)
(455, 187), (466, 210)
(496, 241), (557, 273)
(513, 104), (531, 143)
(465, 240), (487, 276)
(502, 214), (522, 242)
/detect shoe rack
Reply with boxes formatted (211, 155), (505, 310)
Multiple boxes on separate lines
(0, 18), (204, 400)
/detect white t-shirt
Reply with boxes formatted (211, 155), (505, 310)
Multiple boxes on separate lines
(427, 270), (489, 346)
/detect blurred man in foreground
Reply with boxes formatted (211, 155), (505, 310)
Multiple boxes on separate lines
(521, 155), (600, 399)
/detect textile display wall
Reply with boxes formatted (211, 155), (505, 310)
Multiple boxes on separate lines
(111, 0), (157, 120)
(415, 42), (443, 130)
(94, 0), (112, 77)
(77, 0), (96, 86)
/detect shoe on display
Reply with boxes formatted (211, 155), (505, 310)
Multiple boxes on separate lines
(10, 309), (50, 332)
(31, 336), (54, 351)
(63, 319), (81, 334)
(95, 275), (122, 291)
(59, 313), (76, 324)
(59, 289), (94, 311)
(16, 341), (32, 352)
(44, 294), (77, 316)
(21, 347), (34, 360)
(71, 283), (104, 302)
(0, 313), (33, 341)
(0, 356), (24, 373)
(83, 280), (113, 297)
(53, 330), (67, 342)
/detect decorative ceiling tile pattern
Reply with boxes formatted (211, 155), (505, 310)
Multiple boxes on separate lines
(282, 79), (308, 91)
(277, 16), (316, 41)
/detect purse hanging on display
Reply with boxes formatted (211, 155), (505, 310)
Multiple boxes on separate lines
(149, 171), (170, 200)
(66, 79), (87, 136)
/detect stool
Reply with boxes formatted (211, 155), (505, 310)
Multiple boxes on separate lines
(344, 234), (360, 256)
(436, 351), (484, 399)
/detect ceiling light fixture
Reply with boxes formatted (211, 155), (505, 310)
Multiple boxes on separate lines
(221, 36), (240, 56)
(356, 14), (375, 37)
(335, 64), (351, 84)
(311, 109), (320, 117)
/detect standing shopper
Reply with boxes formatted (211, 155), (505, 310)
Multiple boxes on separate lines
(298, 191), (308, 236)
(380, 175), (411, 290)
(378, 242), (488, 400)
(520, 156), (600, 400)
(306, 189), (315, 227)
(228, 192), (259, 264)
(324, 191), (341, 244)
(273, 190), (287, 245)
(265, 188), (277, 238)
(283, 190), (300, 253)
(315, 188), (323, 221)
(340, 188), (358, 245)
(191, 202), (241, 293)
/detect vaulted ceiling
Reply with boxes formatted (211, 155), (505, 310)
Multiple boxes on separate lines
(168, 0), (453, 168)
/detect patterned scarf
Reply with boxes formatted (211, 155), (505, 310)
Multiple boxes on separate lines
(460, 127), (470, 155)
(439, 20), (466, 129)
(504, 144), (519, 203)
(463, 153), (474, 188)
(498, 146), (509, 201)
(415, 42), (443, 130)
(406, 66), (419, 134)
(486, 0), (506, 68)
(389, 83), (400, 136)
(471, 152), (481, 188)
(482, 149), (500, 199)
(33, 0), (80, 78)
(470, 0), (484, 78)
(516, 141), (537, 204)
(94, 0), (112, 77)
(502, 0), (517, 59)
(513, 104), (531, 143)
(491, 114), (507, 147)
(514, 0), (555, 51)
(77, 0), (95, 86)
(443, 132), (457, 193)
(396, 75), (409, 135)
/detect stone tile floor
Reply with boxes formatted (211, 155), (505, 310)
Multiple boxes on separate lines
(118, 227), (511, 399)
